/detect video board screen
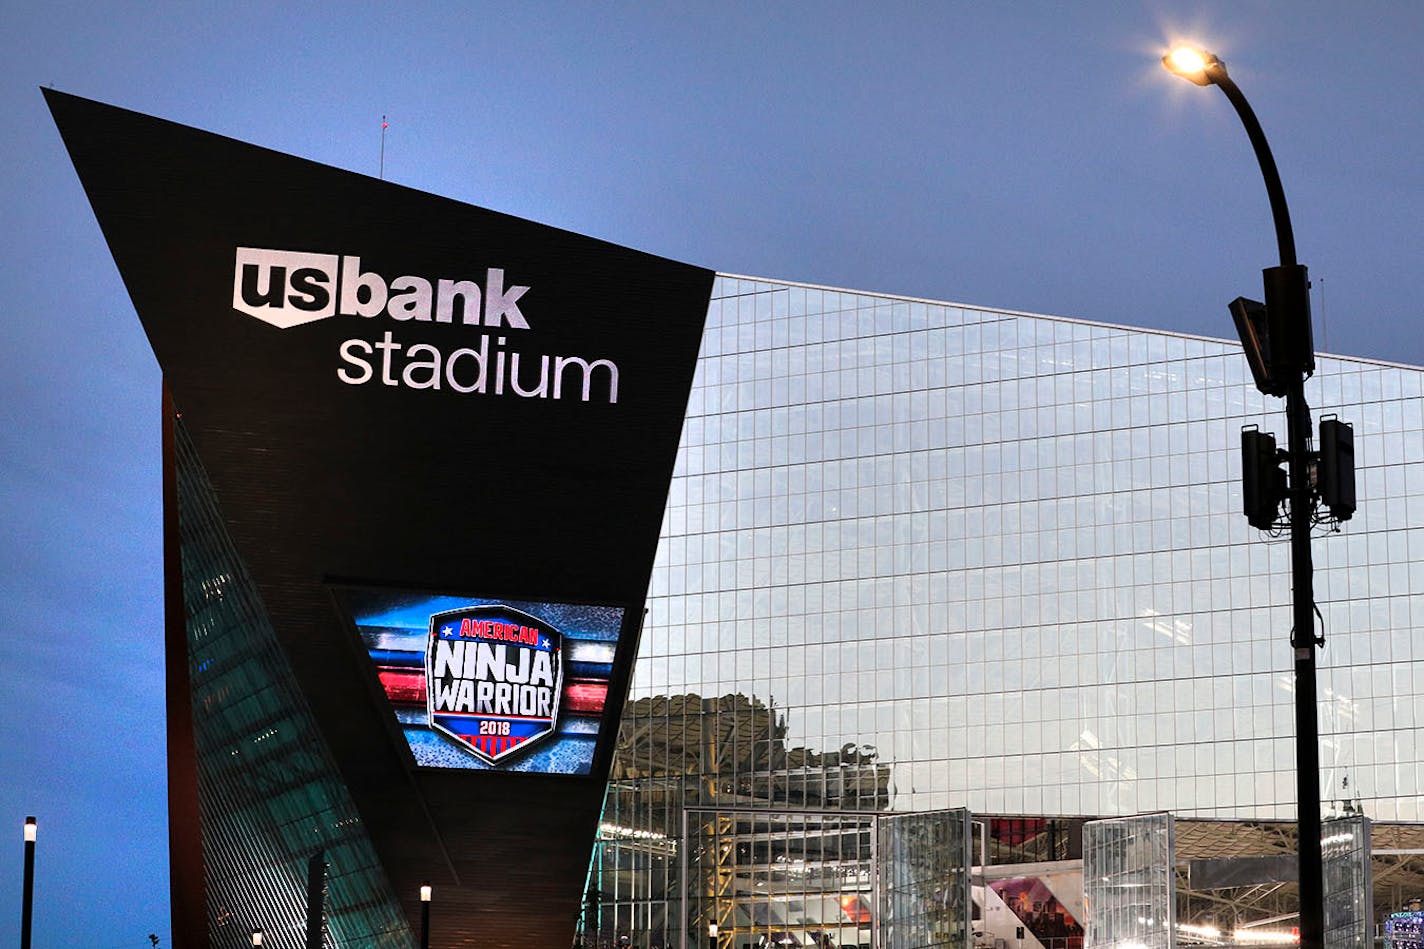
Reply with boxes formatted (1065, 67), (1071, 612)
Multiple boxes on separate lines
(338, 588), (624, 775)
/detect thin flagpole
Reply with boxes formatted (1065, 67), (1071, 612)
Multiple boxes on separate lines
(379, 115), (388, 179)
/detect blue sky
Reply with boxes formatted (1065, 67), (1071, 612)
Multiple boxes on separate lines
(3, 2), (1422, 944)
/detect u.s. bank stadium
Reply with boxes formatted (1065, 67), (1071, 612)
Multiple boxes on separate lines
(49, 89), (1424, 949)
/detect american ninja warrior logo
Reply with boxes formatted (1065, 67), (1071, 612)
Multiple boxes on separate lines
(425, 605), (564, 764)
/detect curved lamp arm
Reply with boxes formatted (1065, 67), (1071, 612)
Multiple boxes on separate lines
(1163, 48), (1298, 267)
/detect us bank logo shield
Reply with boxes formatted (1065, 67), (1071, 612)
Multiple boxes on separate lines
(425, 605), (564, 765)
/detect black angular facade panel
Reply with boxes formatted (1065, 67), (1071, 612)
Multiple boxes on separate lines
(171, 410), (410, 947)
(48, 90), (712, 948)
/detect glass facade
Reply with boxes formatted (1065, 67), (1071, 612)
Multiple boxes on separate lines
(1082, 813), (1176, 949)
(669, 806), (970, 949)
(683, 807), (876, 949)
(876, 809), (972, 949)
(174, 421), (413, 948)
(591, 275), (1424, 944)
(1323, 816), (1373, 948)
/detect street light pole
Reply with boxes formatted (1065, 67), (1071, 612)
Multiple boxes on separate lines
(1163, 46), (1325, 948)
(420, 883), (432, 949)
(21, 817), (36, 949)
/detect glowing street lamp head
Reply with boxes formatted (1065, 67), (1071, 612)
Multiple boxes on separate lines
(1162, 45), (1225, 86)
(23, 816), (36, 843)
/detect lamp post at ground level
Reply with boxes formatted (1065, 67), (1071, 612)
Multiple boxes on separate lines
(1163, 44), (1328, 949)
(420, 883), (432, 949)
(21, 817), (36, 949)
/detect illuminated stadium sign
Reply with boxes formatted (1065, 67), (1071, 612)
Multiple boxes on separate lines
(231, 247), (622, 401)
(231, 248), (532, 330)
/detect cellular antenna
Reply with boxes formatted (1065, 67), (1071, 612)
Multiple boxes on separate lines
(379, 114), (388, 180)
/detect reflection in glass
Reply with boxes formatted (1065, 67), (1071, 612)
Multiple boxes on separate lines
(591, 276), (1424, 945)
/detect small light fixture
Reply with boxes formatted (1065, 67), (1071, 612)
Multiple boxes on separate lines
(23, 817), (36, 843)
(250, 930), (263, 947)
(708, 922), (719, 938)
(419, 883), (433, 949)
(1161, 44), (1224, 86)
